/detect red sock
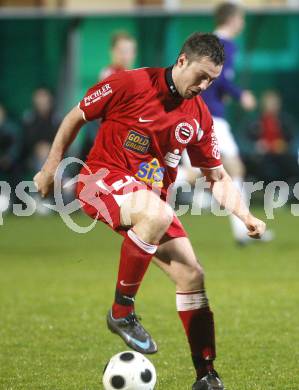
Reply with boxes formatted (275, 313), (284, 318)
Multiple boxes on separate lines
(112, 229), (157, 319)
(177, 290), (216, 379)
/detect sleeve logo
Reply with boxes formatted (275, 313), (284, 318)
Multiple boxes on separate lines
(211, 131), (221, 159)
(84, 84), (112, 106)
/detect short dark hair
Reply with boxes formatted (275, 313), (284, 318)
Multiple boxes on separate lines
(111, 31), (136, 49)
(178, 32), (225, 66)
(215, 2), (243, 26)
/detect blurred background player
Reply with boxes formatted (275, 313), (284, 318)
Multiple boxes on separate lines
(22, 88), (61, 174)
(99, 31), (137, 81)
(22, 88), (61, 214)
(201, 2), (273, 245)
(245, 89), (299, 187)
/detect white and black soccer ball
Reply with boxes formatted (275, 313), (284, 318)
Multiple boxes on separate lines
(102, 351), (156, 390)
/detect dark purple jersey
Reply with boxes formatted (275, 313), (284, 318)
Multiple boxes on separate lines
(202, 35), (242, 118)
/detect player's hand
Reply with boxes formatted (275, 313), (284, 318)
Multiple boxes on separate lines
(241, 90), (256, 111)
(244, 214), (266, 239)
(33, 170), (55, 198)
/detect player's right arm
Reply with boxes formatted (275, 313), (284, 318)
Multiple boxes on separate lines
(34, 72), (132, 197)
(34, 105), (85, 197)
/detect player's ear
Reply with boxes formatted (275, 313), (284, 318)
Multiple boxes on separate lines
(177, 53), (188, 68)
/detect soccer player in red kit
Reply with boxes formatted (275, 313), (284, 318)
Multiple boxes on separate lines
(34, 33), (266, 390)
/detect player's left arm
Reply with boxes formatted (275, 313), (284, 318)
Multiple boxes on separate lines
(201, 165), (266, 239)
(188, 102), (264, 238)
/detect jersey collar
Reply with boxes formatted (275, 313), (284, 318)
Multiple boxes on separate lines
(165, 66), (180, 97)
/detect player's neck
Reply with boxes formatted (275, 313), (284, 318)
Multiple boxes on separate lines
(215, 26), (236, 40)
(111, 58), (126, 69)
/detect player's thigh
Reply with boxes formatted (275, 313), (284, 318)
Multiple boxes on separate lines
(153, 237), (204, 289)
(120, 189), (173, 227)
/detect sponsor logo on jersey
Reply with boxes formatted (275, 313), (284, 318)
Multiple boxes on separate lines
(175, 122), (194, 144)
(135, 158), (165, 187)
(211, 131), (221, 159)
(84, 84), (112, 106)
(164, 149), (182, 168)
(138, 117), (154, 123)
(124, 130), (151, 154)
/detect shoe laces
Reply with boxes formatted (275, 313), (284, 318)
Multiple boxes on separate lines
(124, 312), (141, 325)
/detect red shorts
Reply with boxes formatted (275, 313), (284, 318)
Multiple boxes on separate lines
(76, 167), (187, 240)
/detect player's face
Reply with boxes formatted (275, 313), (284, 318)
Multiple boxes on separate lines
(175, 55), (222, 99)
(33, 89), (53, 114)
(113, 39), (136, 69)
(262, 92), (281, 114)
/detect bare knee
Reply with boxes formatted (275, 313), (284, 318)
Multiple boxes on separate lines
(176, 262), (205, 291)
(133, 202), (173, 244)
(120, 191), (174, 243)
(146, 203), (173, 228)
(139, 205), (173, 242)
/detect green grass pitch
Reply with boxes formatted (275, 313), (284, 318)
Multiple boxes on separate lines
(0, 208), (298, 389)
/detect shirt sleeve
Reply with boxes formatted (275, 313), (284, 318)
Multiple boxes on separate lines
(217, 65), (242, 101)
(187, 107), (222, 169)
(79, 73), (129, 122)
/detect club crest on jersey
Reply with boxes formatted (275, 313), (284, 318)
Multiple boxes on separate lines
(175, 122), (194, 144)
(124, 130), (151, 154)
(135, 158), (165, 188)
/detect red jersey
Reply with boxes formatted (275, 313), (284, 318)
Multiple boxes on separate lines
(99, 64), (125, 81)
(79, 67), (222, 195)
